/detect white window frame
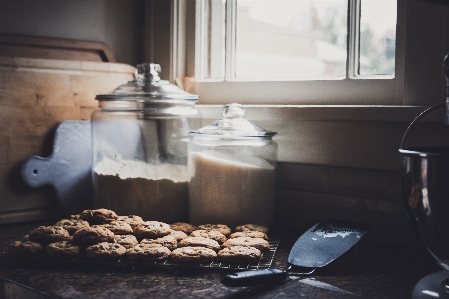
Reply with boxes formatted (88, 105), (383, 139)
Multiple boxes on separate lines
(195, 0), (225, 80)
(186, 0), (405, 105)
(163, 0), (448, 107)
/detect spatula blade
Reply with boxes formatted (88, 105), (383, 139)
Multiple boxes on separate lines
(288, 220), (370, 268)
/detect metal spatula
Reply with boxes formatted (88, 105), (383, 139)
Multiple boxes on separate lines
(221, 220), (370, 287)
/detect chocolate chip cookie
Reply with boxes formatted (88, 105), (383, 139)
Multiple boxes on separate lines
(141, 236), (177, 251)
(218, 246), (262, 264)
(116, 215), (144, 228)
(28, 226), (71, 244)
(72, 225), (115, 246)
(170, 246), (217, 264)
(178, 237), (220, 251)
(70, 214), (81, 220)
(133, 221), (171, 239)
(168, 230), (188, 242)
(7, 241), (44, 257)
(85, 242), (126, 260)
(79, 208), (118, 224)
(125, 244), (171, 261)
(190, 230), (227, 244)
(197, 224), (231, 237)
(235, 224), (269, 234)
(54, 219), (90, 235)
(169, 222), (198, 234)
(47, 241), (81, 259)
(100, 221), (133, 235)
(114, 235), (138, 249)
(222, 237), (270, 252)
(229, 231), (268, 240)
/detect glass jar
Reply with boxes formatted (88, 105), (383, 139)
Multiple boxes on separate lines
(188, 103), (277, 228)
(92, 63), (201, 222)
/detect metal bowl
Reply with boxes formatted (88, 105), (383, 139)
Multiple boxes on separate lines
(400, 146), (449, 270)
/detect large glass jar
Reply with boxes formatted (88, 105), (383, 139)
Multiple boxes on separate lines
(92, 63), (201, 222)
(188, 103), (277, 228)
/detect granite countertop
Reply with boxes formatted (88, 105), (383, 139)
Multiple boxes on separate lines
(0, 221), (442, 299)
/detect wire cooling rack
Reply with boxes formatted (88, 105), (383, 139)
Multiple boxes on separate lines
(0, 237), (280, 271)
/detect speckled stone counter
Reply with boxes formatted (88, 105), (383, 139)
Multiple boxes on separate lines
(0, 221), (441, 299)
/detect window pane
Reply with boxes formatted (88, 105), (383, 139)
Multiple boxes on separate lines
(197, 0), (226, 80)
(234, 0), (347, 80)
(359, 0), (396, 76)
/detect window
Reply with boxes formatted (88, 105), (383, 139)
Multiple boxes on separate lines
(186, 0), (401, 105)
(159, 0), (446, 107)
(358, 0), (397, 76)
(197, 0), (396, 82)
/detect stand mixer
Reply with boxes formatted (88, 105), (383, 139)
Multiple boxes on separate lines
(399, 50), (449, 299)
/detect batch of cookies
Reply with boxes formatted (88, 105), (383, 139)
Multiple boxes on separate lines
(7, 208), (271, 265)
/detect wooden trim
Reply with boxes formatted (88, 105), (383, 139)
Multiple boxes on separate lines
(0, 33), (115, 62)
(146, 0), (172, 80)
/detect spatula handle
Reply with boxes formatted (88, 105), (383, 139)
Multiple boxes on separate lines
(220, 269), (288, 287)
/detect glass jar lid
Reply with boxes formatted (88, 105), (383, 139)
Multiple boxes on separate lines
(95, 63), (199, 102)
(190, 103), (276, 138)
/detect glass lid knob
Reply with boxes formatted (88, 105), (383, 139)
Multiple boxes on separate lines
(223, 103), (245, 119)
(136, 63), (161, 82)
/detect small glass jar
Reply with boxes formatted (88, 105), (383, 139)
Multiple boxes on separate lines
(92, 63), (201, 222)
(188, 103), (277, 228)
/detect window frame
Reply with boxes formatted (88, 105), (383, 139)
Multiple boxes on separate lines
(152, 0), (447, 107)
(190, 0), (405, 105)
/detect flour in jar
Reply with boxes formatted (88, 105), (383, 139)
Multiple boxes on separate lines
(188, 151), (276, 228)
(94, 157), (189, 223)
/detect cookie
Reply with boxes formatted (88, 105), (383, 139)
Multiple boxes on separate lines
(100, 221), (133, 235)
(141, 236), (177, 251)
(170, 246), (217, 264)
(235, 224), (269, 234)
(7, 241), (44, 257)
(229, 231), (268, 240)
(70, 214), (81, 220)
(125, 244), (171, 261)
(197, 224), (231, 237)
(178, 237), (220, 251)
(72, 225), (115, 246)
(54, 218), (90, 235)
(116, 215), (144, 228)
(190, 230), (227, 244)
(114, 235), (138, 249)
(47, 241), (81, 259)
(79, 208), (118, 224)
(169, 222), (198, 234)
(222, 237), (270, 252)
(28, 226), (71, 244)
(21, 235), (30, 242)
(133, 221), (171, 239)
(218, 246), (262, 264)
(85, 242), (126, 260)
(168, 230), (189, 242)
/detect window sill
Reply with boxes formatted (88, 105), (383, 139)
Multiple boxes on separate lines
(196, 104), (444, 170)
(196, 104), (430, 122)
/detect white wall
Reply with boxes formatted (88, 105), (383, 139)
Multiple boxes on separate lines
(0, 0), (145, 66)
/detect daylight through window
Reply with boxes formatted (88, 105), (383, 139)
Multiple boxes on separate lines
(196, 0), (397, 82)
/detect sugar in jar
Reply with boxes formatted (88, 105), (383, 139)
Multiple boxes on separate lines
(188, 103), (277, 228)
